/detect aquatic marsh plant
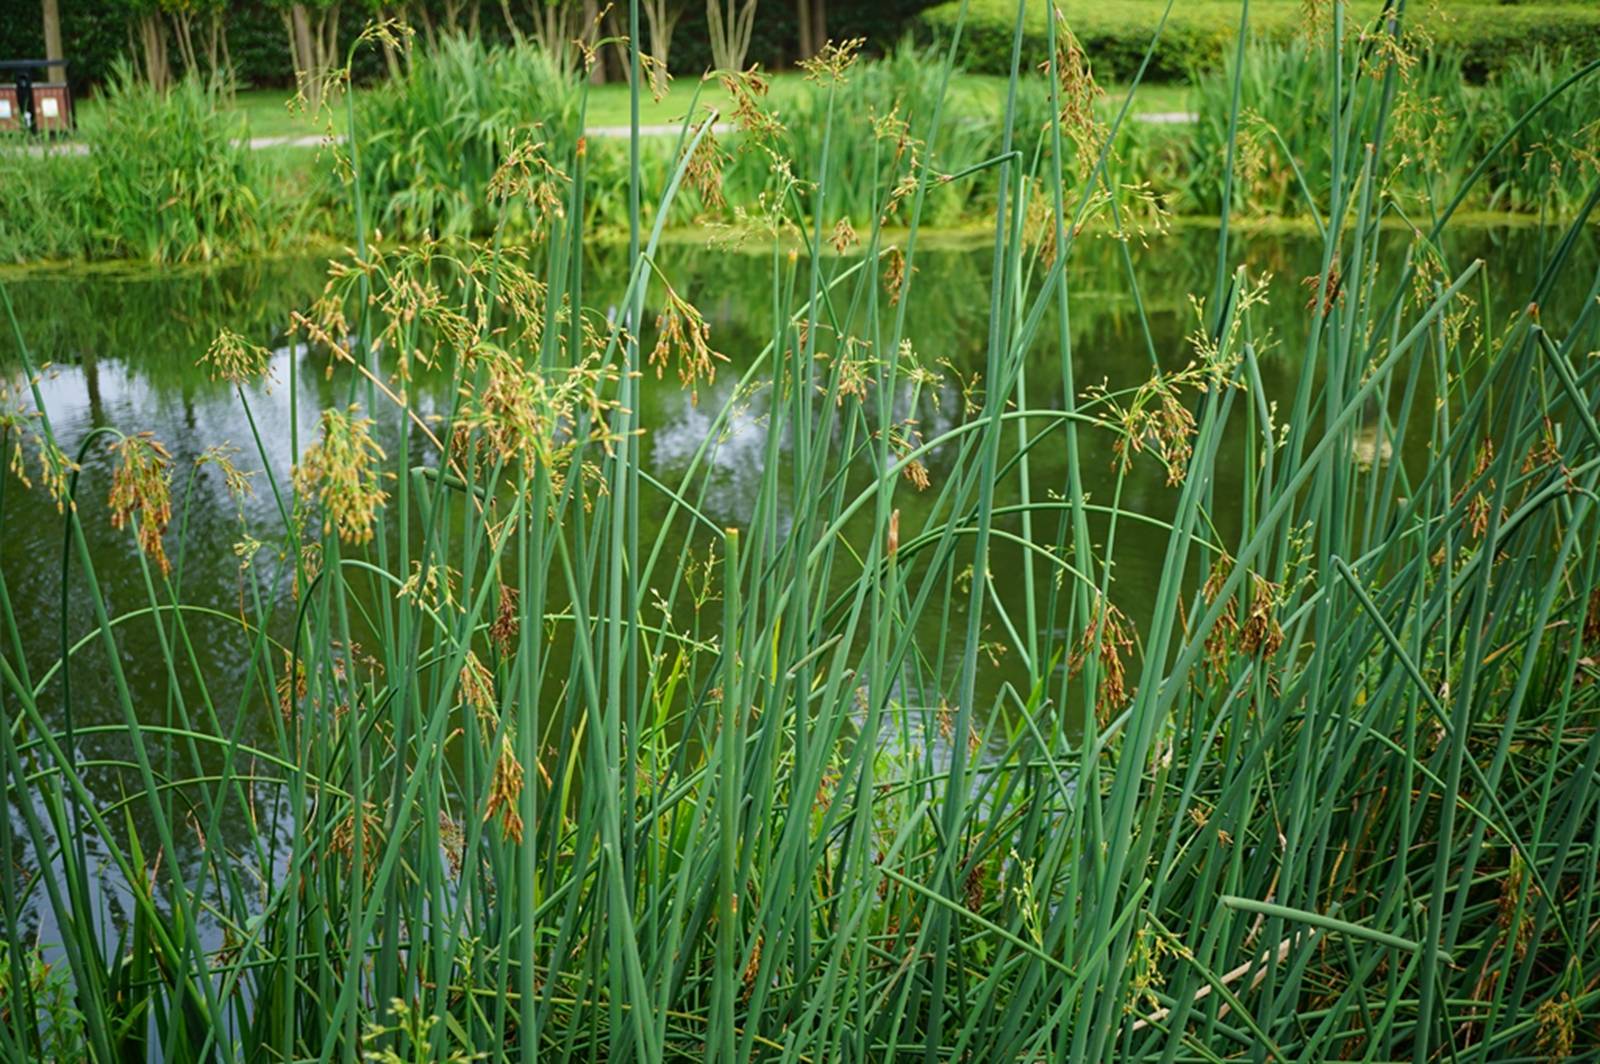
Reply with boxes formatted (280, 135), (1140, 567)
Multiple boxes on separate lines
(2, 2), (1600, 1062)
(293, 405), (389, 545)
(106, 433), (175, 576)
(1467, 46), (1600, 214)
(77, 64), (289, 263)
(356, 34), (582, 238)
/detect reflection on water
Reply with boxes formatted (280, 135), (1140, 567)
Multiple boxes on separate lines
(2, 224), (1596, 942)
(651, 374), (779, 527)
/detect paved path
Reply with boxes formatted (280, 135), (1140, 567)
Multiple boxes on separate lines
(10, 112), (1196, 156)
(1138, 111), (1196, 125)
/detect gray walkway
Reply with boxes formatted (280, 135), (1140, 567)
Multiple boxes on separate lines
(9, 112), (1195, 156)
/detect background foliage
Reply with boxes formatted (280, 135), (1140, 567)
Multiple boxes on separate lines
(915, 0), (1600, 81)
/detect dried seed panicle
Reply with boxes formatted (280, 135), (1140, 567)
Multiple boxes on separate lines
(108, 433), (175, 575)
(198, 444), (255, 501)
(830, 216), (858, 255)
(1239, 573), (1285, 659)
(202, 328), (275, 389)
(718, 68), (784, 144)
(882, 245), (910, 306)
(683, 119), (731, 211)
(650, 284), (726, 403)
(294, 406), (389, 545)
(492, 584), (521, 657)
(1069, 592), (1135, 726)
(1535, 991), (1577, 1063)
(459, 650), (496, 720)
(0, 382), (75, 512)
(799, 38), (865, 84)
(487, 130), (570, 229)
(484, 737), (526, 844)
(1202, 554), (1239, 684)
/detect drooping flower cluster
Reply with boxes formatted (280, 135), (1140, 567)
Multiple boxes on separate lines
(201, 328), (275, 389)
(1069, 591), (1135, 726)
(651, 284), (726, 403)
(294, 406), (389, 545)
(107, 433), (175, 575)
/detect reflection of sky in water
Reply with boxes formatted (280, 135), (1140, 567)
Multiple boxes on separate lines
(22, 341), (459, 531)
(646, 368), (961, 529)
(649, 375), (781, 527)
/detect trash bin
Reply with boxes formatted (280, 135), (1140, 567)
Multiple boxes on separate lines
(0, 85), (20, 132)
(0, 60), (72, 134)
(32, 82), (71, 132)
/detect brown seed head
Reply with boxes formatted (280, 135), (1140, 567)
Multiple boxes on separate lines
(108, 433), (174, 575)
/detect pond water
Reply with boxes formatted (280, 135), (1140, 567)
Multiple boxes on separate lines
(2, 222), (1595, 940)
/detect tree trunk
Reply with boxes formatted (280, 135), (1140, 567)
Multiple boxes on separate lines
(498, 0), (523, 42)
(213, 12), (236, 96)
(137, 13), (170, 92)
(293, 7), (317, 100)
(379, 27), (405, 81)
(415, 4), (438, 53)
(170, 11), (199, 78)
(583, 0), (604, 84)
(42, 0), (65, 83)
(602, 5), (623, 84)
(796, 0), (812, 61)
(706, 0), (757, 72)
(642, 0), (683, 94)
(318, 5), (341, 94)
(284, 3), (341, 112)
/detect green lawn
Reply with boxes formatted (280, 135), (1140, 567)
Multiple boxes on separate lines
(72, 72), (1194, 147)
(582, 74), (1189, 127)
(72, 87), (343, 141)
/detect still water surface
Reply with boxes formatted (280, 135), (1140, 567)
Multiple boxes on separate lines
(1, 223), (1594, 938)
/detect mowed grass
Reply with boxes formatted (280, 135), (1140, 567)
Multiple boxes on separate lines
(70, 72), (1194, 146)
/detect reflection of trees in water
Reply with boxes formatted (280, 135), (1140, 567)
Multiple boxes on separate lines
(1, 257), (326, 374)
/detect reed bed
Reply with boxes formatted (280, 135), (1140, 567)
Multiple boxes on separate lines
(0, 65), (318, 265)
(2, 2), (1599, 1060)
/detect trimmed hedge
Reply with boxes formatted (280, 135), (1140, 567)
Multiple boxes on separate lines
(915, 0), (1600, 81)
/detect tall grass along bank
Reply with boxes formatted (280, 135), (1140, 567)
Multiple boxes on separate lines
(3, 4), (1600, 1062)
(0, 66), (321, 266)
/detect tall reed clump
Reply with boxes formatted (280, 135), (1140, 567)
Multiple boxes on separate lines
(0, 64), (304, 264)
(0, 149), (94, 265)
(3, 4), (1600, 1062)
(83, 64), (297, 263)
(1467, 47), (1600, 215)
(356, 33), (583, 238)
(1185, 31), (1600, 220)
(774, 39), (998, 226)
(580, 41), (1007, 234)
(1183, 30), (1479, 217)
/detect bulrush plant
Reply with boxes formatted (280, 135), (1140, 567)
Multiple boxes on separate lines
(0, 64), (307, 264)
(4, 2), (1600, 1061)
